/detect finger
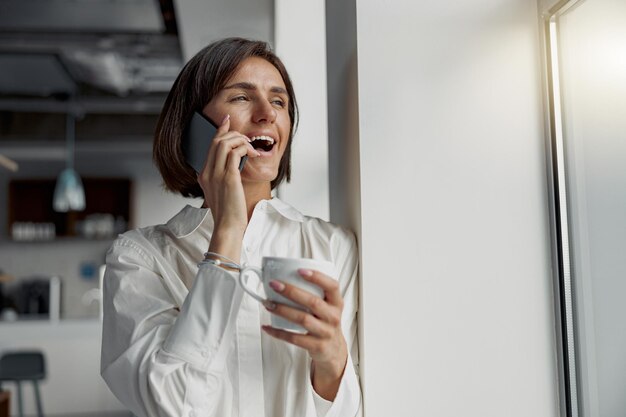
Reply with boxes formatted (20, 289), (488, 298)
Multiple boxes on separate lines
(205, 130), (245, 171)
(262, 325), (321, 351)
(211, 135), (257, 176)
(226, 144), (260, 173)
(299, 269), (343, 307)
(269, 280), (336, 323)
(216, 113), (230, 135)
(265, 301), (331, 337)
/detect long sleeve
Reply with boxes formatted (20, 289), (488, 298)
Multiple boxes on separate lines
(101, 236), (243, 417)
(311, 228), (362, 417)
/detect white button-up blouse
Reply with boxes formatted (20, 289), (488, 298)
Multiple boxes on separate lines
(100, 198), (362, 417)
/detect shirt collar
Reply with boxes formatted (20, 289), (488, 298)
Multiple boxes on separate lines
(258, 197), (305, 223)
(165, 197), (304, 238)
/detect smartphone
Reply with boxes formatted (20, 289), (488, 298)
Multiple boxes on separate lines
(182, 111), (247, 173)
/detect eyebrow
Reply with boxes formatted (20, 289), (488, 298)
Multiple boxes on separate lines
(223, 82), (288, 96)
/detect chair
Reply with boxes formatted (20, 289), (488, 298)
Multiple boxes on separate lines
(0, 351), (45, 417)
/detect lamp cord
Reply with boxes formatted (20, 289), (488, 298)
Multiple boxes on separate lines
(66, 112), (75, 170)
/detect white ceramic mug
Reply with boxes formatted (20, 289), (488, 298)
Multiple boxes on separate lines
(239, 257), (336, 333)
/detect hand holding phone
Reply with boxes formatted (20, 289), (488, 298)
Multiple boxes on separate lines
(182, 112), (247, 173)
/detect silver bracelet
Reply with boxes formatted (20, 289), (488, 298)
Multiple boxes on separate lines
(202, 258), (241, 271)
(202, 252), (241, 271)
(204, 251), (238, 264)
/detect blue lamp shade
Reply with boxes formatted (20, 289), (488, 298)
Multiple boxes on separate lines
(53, 168), (86, 212)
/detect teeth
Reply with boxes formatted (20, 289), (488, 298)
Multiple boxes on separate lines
(249, 135), (275, 144)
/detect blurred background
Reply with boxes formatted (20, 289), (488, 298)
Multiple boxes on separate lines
(1, 0), (625, 417)
(0, 1), (328, 416)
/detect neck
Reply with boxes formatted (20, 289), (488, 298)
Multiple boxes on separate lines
(202, 181), (272, 221)
(243, 181), (272, 220)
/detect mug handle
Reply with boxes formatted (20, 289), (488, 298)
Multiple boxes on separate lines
(238, 266), (267, 303)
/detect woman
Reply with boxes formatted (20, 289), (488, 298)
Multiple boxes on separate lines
(101, 38), (361, 417)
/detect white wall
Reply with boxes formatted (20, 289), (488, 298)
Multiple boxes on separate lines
(128, 156), (196, 228)
(274, 0), (330, 221)
(327, 0), (560, 416)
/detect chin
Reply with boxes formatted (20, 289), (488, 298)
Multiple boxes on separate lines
(242, 167), (279, 184)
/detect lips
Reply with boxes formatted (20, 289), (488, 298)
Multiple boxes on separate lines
(249, 135), (275, 152)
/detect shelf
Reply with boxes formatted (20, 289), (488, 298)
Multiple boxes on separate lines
(7, 177), (131, 238)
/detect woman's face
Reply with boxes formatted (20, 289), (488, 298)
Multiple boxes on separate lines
(203, 56), (291, 185)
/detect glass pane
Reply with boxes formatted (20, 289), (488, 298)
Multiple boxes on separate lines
(557, 0), (626, 416)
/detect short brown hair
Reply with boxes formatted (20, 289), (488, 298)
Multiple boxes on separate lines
(153, 37), (299, 198)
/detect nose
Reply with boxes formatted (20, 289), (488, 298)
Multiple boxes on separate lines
(252, 99), (277, 124)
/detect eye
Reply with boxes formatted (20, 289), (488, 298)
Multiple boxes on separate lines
(272, 99), (286, 108)
(230, 95), (248, 102)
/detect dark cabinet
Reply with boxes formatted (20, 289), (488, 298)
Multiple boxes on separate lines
(7, 178), (131, 239)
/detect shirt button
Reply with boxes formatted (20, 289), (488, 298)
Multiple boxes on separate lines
(200, 350), (208, 359)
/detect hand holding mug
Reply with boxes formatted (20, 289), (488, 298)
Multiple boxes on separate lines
(239, 257), (348, 400)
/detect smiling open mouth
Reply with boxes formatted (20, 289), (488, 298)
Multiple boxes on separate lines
(250, 136), (275, 152)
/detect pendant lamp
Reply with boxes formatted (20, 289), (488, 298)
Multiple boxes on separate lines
(53, 112), (85, 212)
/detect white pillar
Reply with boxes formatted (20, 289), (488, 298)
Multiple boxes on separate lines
(326, 0), (560, 416)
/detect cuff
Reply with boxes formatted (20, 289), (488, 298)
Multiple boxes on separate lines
(312, 388), (333, 417)
(312, 351), (362, 417)
(162, 263), (243, 371)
